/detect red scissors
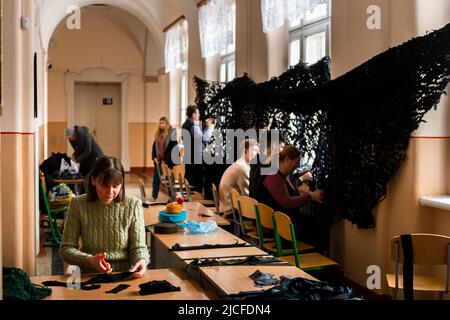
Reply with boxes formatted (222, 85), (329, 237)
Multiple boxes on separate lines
(96, 253), (112, 272)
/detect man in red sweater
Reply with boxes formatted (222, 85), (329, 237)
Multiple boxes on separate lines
(258, 145), (324, 246)
(262, 146), (322, 211)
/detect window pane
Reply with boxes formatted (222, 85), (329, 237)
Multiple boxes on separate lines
(289, 18), (301, 29)
(289, 39), (301, 66)
(305, 31), (326, 64)
(220, 63), (227, 82)
(305, 2), (328, 22)
(229, 3), (236, 53)
(181, 73), (188, 122)
(227, 60), (235, 81)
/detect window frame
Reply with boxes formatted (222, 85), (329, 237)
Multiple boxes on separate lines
(288, 1), (331, 67)
(220, 52), (236, 83)
(180, 69), (188, 124)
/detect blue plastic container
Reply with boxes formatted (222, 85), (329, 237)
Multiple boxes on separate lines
(158, 210), (187, 224)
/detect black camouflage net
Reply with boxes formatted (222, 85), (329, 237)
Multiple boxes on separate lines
(194, 23), (450, 229)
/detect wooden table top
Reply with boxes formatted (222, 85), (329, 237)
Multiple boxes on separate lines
(199, 265), (318, 296)
(54, 179), (84, 183)
(30, 268), (218, 300)
(150, 226), (247, 250)
(144, 201), (230, 226)
(175, 246), (270, 261)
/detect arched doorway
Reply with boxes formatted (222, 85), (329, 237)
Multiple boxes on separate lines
(42, 2), (168, 171)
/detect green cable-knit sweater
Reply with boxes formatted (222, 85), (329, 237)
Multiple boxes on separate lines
(60, 194), (149, 273)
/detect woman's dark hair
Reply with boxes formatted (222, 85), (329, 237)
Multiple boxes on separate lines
(86, 156), (125, 204)
(279, 145), (301, 161)
(186, 105), (199, 118)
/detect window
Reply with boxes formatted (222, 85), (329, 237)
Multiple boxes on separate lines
(220, 54), (235, 83)
(219, 1), (236, 82)
(288, 0), (331, 67)
(180, 70), (188, 124)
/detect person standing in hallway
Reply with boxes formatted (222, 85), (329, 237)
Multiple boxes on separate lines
(65, 125), (105, 177)
(60, 156), (149, 277)
(151, 116), (179, 201)
(181, 105), (213, 194)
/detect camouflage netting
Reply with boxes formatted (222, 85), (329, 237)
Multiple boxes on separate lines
(194, 22), (450, 229)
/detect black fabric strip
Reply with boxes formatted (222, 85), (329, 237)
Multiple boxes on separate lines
(41, 271), (134, 291)
(106, 284), (131, 294)
(401, 234), (414, 301)
(83, 271), (134, 285)
(41, 281), (100, 291)
(138, 280), (181, 296)
(170, 241), (251, 251)
(188, 255), (290, 268)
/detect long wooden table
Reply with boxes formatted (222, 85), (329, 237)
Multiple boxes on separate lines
(149, 226), (270, 268)
(199, 265), (318, 297)
(144, 201), (230, 226)
(30, 269), (218, 300)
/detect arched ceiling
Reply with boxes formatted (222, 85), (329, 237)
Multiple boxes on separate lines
(38, 0), (197, 74)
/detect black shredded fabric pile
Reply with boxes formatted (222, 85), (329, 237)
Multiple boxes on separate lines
(227, 276), (361, 300)
(194, 22), (450, 229)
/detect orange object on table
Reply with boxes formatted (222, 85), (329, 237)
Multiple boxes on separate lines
(96, 253), (111, 272)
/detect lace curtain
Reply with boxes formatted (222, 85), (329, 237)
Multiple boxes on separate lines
(198, 0), (235, 58)
(165, 20), (188, 73)
(261, 0), (327, 33)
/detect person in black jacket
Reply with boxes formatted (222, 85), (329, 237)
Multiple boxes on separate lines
(181, 105), (213, 194)
(151, 117), (179, 201)
(65, 126), (105, 177)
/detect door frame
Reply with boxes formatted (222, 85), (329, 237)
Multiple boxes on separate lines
(65, 68), (130, 171)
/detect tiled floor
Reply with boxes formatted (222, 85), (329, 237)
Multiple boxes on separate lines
(36, 172), (167, 276)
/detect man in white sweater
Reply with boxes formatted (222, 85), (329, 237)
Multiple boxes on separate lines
(219, 139), (260, 217)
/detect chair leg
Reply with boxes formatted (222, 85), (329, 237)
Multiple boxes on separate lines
(392, 288), (397, 300)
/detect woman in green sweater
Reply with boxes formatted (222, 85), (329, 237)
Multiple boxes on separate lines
(60, 156), (149, 277)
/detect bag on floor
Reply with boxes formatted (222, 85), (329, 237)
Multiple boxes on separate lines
(47, 183), (74, 209)
(3, 267), (52, 300)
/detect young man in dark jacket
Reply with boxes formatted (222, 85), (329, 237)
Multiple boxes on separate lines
(181, 105), (213, 193)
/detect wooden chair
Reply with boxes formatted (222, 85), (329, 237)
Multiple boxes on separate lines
(183, 178), (216, 207)
(211, 183), (222, 215)
(236, 196), (260, 244)
(39, 175), (67, 246)
(229, 188), (242, 236)
(272, 211), (338, 271)
(255, 203), (315, 254)
(386, 233), (450, 300)
(158, 161), (175, 199)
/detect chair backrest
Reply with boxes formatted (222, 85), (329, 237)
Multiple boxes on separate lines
(161, 162), (169, 178)
(184, 178), (193, 201)
(230, 188), (240, 210)
(273, 211), (300, 266)
(138, 178), (147, 202)
(211, 183), (221, 214)
(237, 196), (258, 220)
(256, 203), (274, 230)
(390, 234), (450, 265)
(172, 164), (185, 182)
(273, 211), (294, 242)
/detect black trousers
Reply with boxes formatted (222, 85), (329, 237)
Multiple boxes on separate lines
(185, 164), (204, 193)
